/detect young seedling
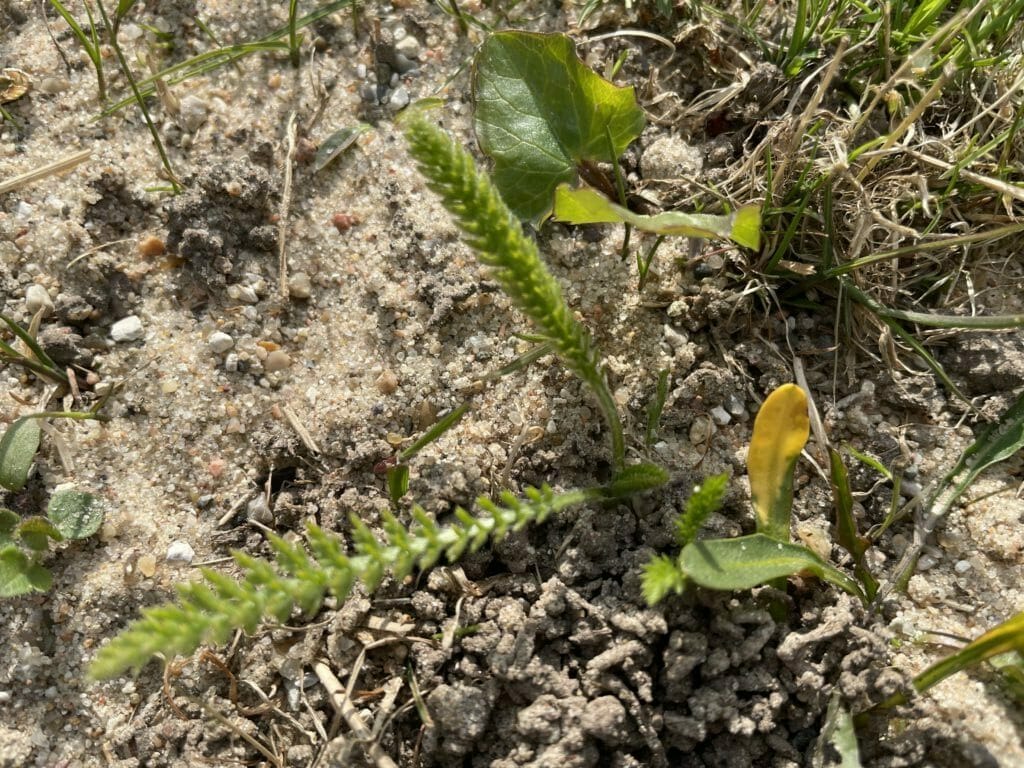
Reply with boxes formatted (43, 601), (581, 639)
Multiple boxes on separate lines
(642, 384), (866, 605)
(401, 107), (627, 469)
(0, 488), (103, 598)
(88, 470), (667, 679)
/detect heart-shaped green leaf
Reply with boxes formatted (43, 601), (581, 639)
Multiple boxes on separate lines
(473, 31), (645, 222)
(680, 533), (863, 599)
(47, 489), (103, 540)
(0, 545), (52, 597)
(0, 417), (41, 492)
(553, 184), (762, 250)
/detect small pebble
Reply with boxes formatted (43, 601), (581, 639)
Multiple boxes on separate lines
(332, 213), (359, 233)
(359, 83), (378, 103)
(110, 315), (144, 342)
(138, 235), (165, 257)
(178, 94), (209, 132)
(227, 284), (259, 304)
(37, 76), (70, 94)
(725, 393), (746, 416)
(25, 284), (54, 316)
(288, 272), (313, 299)
(388, 86), (410, 111)
(247, 495), (273, 524)
(264, 350), (292, 372)
(689, 415), (714, 444)
(376, 370), (398, 394)
(208, 331), (234, 354)
(165, 541), (195, 565)
(954, 560), (972, 574)
(394, 35), (421, 59)
(137, 554), (157, 578)
(710, 405), (732, 426)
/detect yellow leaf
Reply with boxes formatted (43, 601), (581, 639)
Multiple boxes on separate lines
(747, 384), (809, 541)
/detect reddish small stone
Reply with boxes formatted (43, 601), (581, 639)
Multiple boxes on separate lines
(332, 212), (359, 233)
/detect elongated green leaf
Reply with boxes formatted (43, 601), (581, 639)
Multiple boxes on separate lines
(914, 611), (1024, 695)
(680, 533), (863, 598)
(0, 417), (41, 492)
(938, 388), (1024, 515)
(399, 403), (471, 462)
(473, 31), (645, 222)
(0, 545), (52, 597)
(747, 384), (809, 541)
(553, 185), (762, 250)
(47, 489), (102, 540)
(815, 692), (863, 768)
(829, 448), (878, 600)
(387, 464), (410, 505)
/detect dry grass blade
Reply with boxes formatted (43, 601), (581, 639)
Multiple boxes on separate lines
(0, 149), (91, 194)
(313, 661), (399, 768)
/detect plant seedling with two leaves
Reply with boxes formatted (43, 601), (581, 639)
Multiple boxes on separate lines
(1, 313), (109, 597)
(471, 30), (761, 275)
(643, 383), (866, 606)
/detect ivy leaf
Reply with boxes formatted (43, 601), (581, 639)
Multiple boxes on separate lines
(0, 417), (41, 492)
(47, 489), (103, 540)
(0, 545), (52, 597)
(679, 533), (864, 599)
(473, 31), (645, 222)
(553, 184), (762, 250)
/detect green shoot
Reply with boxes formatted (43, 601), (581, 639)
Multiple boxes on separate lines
(94, 0), (181, 192)
(89, 472), (667, 680)
(48, 0), (106, 101)
(401, 111), (625, 468)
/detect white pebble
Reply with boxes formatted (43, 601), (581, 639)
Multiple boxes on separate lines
(710, 406), (732, 426)
(25, 284), (54, 316)
(208, 331), (234, 354)
(165, 541), (195, 564)
(288, 272), (313, 299)
(388, 86), (410, 111)
(954, 560), (972, 574)
(178, 94), (209, 132)
(394, 35), (421, 59)
(110, 315), (144, 342)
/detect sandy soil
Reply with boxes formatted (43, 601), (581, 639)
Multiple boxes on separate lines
(1, 2), (1022, 766)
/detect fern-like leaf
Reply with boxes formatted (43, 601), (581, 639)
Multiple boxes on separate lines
(401, 113), (625, 468)
(90, 480), (652, 680)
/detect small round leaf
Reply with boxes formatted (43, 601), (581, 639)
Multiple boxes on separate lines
(47, 489), (103, 540)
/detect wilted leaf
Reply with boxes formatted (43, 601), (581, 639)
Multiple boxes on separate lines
(473, 31), (645, 222)
(0, 545), (52, 597)
(913, 611), (1024, 695)
(553, 184), (762, 250)
(747, 384), (809, 541)
(679, 533), (863, 598)
(47, 489), (103, 540)
(0, 417), (41, 492)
